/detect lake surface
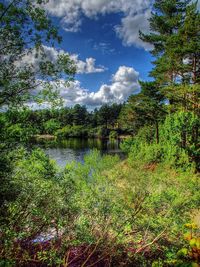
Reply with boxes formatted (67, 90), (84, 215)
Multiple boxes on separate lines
(44, 138), (124, 168)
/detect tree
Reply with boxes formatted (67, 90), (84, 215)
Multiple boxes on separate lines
(162, 2), (200, 114)
(109, 103), (123, 128)
(140, 0), (199, 113)
(140, 0), (191, 85)
(119, 81), (166, 143)
(0, 0), (76, 108)
(0, 0), (76, 221)
(72, 104), (89, 125)
(165, 2), (200, 85)
(97, 104), (111, 128)
(138, 0), (199, 166)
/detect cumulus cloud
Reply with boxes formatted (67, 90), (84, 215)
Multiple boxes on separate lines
(19, 45), (106, 74)
(43, 0), (152, 49)
(115, 10), (152, 51)
(56, 66), (140, 107)
(70, 54), (106, 73)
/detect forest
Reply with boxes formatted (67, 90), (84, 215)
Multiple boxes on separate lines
(0, 0), (200, 266)
(0, 103), (124, 140)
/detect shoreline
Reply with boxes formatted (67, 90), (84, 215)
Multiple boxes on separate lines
(33, 134), (132, 141)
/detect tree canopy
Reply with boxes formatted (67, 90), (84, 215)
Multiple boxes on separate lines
(0, 0), (76, 107)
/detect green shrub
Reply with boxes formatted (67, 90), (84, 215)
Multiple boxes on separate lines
(96, 126), (108, 138)
(55, 125), (88, 139)
(44, 119), (61, 134)
(0, 148), (199, 265)
(121, 125), (155, 153)
(109, 130), (118, 140)
(126, 111), (198, 171)
(160, 111), (199, 170)
(4, 123), (37, 143)
(0, 148), (78, 265)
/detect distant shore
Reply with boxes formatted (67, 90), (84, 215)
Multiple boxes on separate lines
(34, 134), (132, 142)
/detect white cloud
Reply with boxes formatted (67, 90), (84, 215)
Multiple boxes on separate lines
(70, 54), (106, 73)
(43, 0), (152, 49)
(18, 45), (106, 74)
(56, 66), (140, 106)
(115, 10), (152, 51)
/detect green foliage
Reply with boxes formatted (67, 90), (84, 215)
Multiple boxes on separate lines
(109, 130), (118, 140)
(97, 126), (109, 138)
(157, 223), (200, 266)
(119, 81), (166, 140)
(0, 148), (77, 264)
(140, 0), (199, 86)
(125, 111), (199, 171)
(0, 103), (124, 143)
(121, 125), (155, 153)
(55, 125), (89, 139)
(0, 0), (76, 108)
(5, 123), (37, 143)
(71, 104), (88, 125)
(0, 146), (199, 266)
(0, 149), (121, 265)
(44, 119), (61, 135)
(159, 111), (199, 170)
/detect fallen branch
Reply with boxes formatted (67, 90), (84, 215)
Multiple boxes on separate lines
(135, 228), (167, 254)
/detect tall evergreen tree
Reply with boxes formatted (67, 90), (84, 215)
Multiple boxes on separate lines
(140, 0), (191, 85)
(140, 0), (199, 112)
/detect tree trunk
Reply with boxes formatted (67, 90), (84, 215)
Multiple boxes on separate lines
(156, 121), (159, 144)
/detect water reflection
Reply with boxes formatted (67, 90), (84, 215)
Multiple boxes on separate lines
(44, 138), (124, 168)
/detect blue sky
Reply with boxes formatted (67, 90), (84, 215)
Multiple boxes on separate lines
(24, 0), (158, 108)
(7, 0), (200, 108)
(58, 14), (153, 92)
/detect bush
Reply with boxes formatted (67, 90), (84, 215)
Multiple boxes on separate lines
(4, 123), (37, 143)
(0, 148), (78, 265)
(160, 111), (199, 170)
(121, 125), (155, 153)
(0, 148), (199, 266)
(96, 126), (109, 138)
(44, 119), (61, 134)
(126, 111), (198, 171)
(55, 125), (88, 139)
(109, 130), (118, 140)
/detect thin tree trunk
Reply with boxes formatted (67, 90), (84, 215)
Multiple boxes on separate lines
(193, 54), (196, 84)
(156, 121), (159, 144)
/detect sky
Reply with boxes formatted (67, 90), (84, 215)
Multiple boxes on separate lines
(25, 0), (157, 109)
(5, 0), (158, 110)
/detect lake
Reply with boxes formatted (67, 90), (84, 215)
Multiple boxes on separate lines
(44, 138), (124, 167)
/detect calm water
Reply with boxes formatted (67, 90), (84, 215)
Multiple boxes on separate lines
(44, 138), (124, 168)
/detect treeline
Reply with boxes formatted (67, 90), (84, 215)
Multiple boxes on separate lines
(0, 103), (123, 140)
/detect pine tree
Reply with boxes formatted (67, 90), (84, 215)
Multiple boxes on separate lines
(140, 0), (199, 113)
(140, 0), (191, 85)
(139, 0), (199, 157)
(163, 2), (200, 113)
